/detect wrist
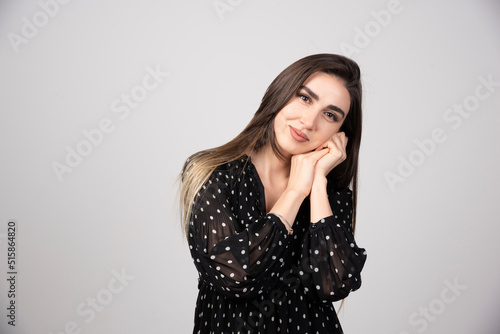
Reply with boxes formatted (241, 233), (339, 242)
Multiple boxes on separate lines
(284, 187), (309, 201)
(310, 176), (331, 223)
(312, 175), (328, 190)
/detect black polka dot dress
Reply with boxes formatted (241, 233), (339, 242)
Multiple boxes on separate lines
(187, 157), (367, 334)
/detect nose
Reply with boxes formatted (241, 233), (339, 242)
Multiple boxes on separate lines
(299, 108), (319, 130)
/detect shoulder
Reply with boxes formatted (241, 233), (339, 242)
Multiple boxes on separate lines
(211, 156), (252, 182)
(199, 156), (252, 194)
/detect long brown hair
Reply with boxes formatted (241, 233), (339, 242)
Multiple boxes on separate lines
(179, 53), (362, 235)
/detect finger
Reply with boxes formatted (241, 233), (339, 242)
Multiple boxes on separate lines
(294, 149), (324, 162)
(319, 136), (339, 151)
(332, 131), (345, 141)
(329, 135), (343, 152)
(317, 132), (348, 153)
(304, 147), (330, 163)
(315, 140), (333, 151)
(332, 132), (348, 150)
(334, 131), (345, 141)
(339, 133), (348, 149)
(328, 135), (347, 161)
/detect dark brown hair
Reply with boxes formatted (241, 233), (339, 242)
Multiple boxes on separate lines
(180, 53), (363, 234)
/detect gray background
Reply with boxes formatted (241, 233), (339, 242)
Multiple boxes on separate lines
(1, 0), (499, 333)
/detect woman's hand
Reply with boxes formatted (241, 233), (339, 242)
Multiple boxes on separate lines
(286, 149), (330, 198)
(314, 132), (348, 179)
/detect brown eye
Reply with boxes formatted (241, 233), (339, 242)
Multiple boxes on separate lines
(298, 93), (310, 103)
(325, 112), (338, 122)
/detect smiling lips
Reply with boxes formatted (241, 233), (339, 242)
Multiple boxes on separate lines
(289, 126), (309, 142)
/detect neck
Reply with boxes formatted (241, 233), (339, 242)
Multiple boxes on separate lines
(250, 145), (291, 181)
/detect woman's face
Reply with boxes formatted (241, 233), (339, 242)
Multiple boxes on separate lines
(274, 71), (351, 158)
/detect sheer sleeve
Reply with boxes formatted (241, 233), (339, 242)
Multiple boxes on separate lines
(299, 187), (367, 304)
(187, 167), (292, 301)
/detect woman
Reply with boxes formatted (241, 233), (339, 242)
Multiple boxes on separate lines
(179, 54), (367, 333)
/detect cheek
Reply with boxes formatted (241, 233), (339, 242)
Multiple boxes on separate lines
(274, 106), (295, 129)
(281, 106), (295, 118)
(279, 101), (300, 118)
(274, 112), (285, 132)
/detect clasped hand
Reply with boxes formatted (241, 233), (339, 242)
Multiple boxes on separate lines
(286, 132), (348, 198)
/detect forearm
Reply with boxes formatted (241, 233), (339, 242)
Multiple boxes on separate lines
(299, 214), (367, 303)
(310, 176), (333, 223)
(268, 188), (306, 233)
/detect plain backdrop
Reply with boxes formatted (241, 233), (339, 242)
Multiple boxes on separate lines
(1, 0), (499, 333)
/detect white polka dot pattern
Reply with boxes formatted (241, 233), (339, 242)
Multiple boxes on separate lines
(187, 157), (367, 333)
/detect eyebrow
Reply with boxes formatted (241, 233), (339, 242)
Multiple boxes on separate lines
(300, 85), (346, 119)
